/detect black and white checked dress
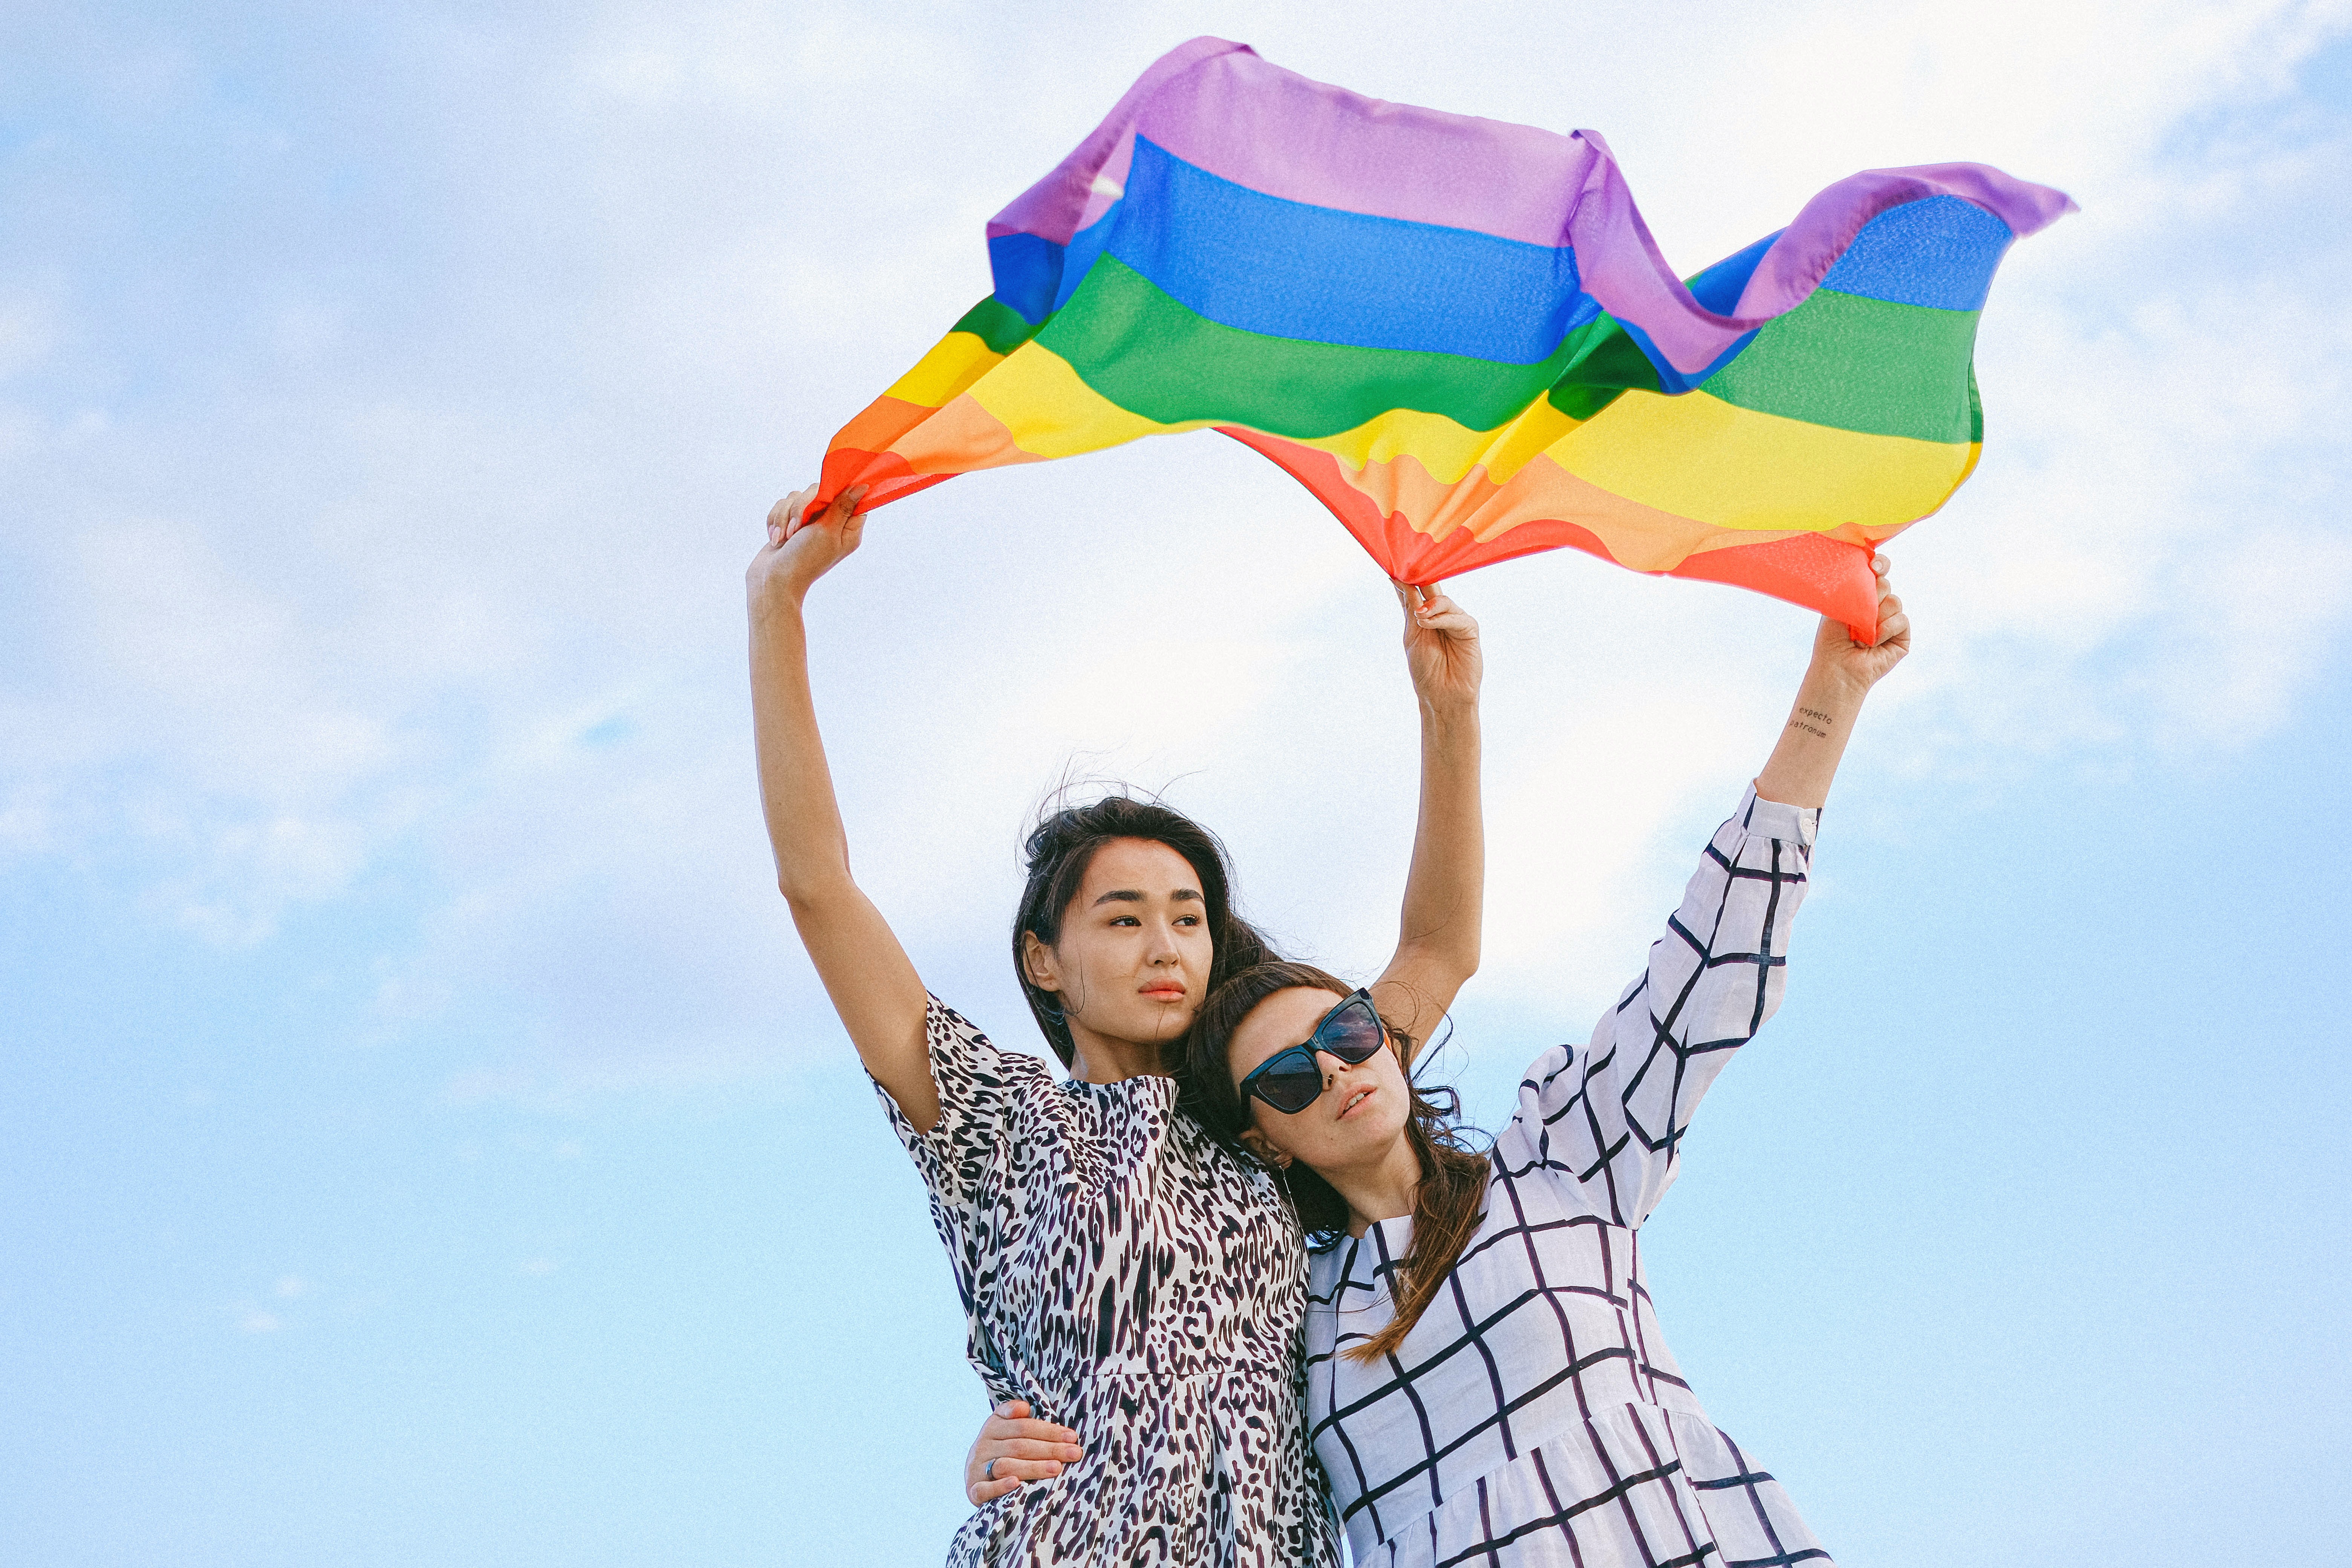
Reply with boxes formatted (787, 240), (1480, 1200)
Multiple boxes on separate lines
(1306, 789), (1831, 1568)
(876, 1001), (1341, 1568)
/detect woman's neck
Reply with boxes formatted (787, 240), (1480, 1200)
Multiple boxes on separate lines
(1066, 1029), (1169, 1084)
(1333, 1135), (1427, 1237)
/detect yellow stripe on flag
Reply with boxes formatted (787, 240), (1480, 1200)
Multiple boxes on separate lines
(1550, 389), (1975, 531)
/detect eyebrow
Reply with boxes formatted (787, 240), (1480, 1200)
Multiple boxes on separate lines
(1090, 888), (1205, 906)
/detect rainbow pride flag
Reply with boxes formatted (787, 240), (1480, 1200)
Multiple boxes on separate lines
(816, 38), (2074, 634)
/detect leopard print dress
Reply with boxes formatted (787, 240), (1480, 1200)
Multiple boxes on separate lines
(875, 998), (1341, 1567)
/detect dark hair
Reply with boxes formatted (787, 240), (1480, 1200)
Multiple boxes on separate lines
(1013, 794), (1277, 1069)
(1178, 960), (1491, 1364)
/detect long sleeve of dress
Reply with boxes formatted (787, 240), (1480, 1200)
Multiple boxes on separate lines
(1499, 786), (1819, 1230)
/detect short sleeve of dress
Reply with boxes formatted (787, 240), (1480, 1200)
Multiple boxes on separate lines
(871, 996), (1052, 1215)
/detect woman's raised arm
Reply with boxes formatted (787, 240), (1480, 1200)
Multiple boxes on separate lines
(748, 483), (937, 1129)
(1371, 583), (1484, 1063)
(1753, 554), (1911, 809)
(1516, 558), (1912, 1227)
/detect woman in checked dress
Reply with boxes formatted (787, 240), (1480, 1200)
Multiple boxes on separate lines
(974, 561), (1911, 1566)
(1200, 564), (1905, 1567)
(747, 481), (1485, 1566)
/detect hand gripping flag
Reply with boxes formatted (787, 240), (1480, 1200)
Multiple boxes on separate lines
(815, 37), (2074, 637)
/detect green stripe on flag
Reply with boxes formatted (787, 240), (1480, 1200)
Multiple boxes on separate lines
(1037, 256), (1592, 436)
(1701, 289), (1981, 443)
(1544, 313), (1664, 420)
(955, 296), (1043, 357)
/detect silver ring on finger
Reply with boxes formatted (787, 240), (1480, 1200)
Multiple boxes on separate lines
(984, 1459), (997, 1481)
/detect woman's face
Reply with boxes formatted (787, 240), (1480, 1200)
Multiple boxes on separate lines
(1024, 837), (1213, 1050)
(1227, 987), (1413, 1176)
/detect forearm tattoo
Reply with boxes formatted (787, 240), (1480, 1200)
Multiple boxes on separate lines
(1787, 705), (1836, 740)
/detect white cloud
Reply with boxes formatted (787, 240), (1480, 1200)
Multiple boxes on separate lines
(3, 516), (413, 943)
(1886, 199), (2352, 767)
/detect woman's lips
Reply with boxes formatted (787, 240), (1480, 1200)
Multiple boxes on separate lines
(1140, 985), (1187, 1001)
(1338, 1086), (1376, 1119)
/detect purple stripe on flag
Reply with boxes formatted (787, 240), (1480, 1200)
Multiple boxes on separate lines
(985, 36), (2075, 377)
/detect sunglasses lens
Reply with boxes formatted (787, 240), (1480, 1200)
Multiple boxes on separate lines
(1251, 1058), (1324, 1115)
(1317, 1000), (1386, 1063)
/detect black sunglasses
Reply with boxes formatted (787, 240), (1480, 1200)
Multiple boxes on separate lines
(1238, 990), (1388, 1115)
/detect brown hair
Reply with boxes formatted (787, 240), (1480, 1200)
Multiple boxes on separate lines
(1013, 793), (1279, 1069)
(1177, 961), (1491, 1364)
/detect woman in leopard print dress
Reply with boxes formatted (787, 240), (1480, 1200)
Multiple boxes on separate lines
(748, 483), (1485, 1565)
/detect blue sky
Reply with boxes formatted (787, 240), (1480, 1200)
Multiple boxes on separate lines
(3, 2), (2349, 1563)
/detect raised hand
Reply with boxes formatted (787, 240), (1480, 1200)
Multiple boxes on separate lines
(1396, 581), (1482, 712)
(1812, 554), (1911, 696)
(746, 482), (869, 616)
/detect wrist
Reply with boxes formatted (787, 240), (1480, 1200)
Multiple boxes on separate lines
(1418, 695), (1481, 732)
(1800, 663), (1872, 712)
(749, 588), (810, 633)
